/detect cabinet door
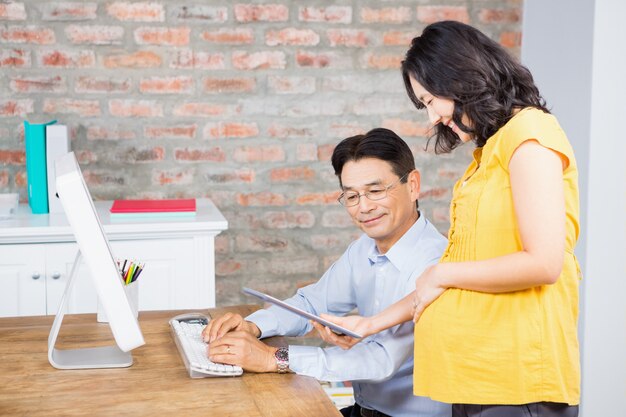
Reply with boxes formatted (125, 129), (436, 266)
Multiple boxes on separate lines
(110, 239), (196, 311)
(45, 243), (98, 315)
(0, 245), (47, 317)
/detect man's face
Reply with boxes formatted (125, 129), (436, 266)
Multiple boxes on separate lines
(340, 158), (420, 253)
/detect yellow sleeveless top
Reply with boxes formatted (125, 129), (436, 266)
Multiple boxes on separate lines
(413, 108), (581, 405)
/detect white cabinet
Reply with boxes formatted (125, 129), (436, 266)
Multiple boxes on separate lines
(0, 199), (227, 318)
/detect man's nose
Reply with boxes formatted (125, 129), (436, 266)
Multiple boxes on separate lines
(357, 193), (375, 211)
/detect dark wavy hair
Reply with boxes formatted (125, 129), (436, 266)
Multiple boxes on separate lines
(332, 127), (418, 209)
(402, 20), (549, 153)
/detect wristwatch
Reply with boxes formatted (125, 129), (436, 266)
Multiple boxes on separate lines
(274, 347), (289, 373)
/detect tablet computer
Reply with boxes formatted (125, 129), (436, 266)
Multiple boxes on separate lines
(242, 287), (363, 339)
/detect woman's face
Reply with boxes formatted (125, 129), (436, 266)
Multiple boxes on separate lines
(409, 76), (472, 143)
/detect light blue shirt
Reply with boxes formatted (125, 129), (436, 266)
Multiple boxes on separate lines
(246, 214), (451, 417)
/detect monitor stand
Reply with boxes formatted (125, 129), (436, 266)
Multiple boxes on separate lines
(47, 250), (133, 369)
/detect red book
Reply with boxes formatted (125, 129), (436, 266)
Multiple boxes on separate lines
(110, 198), (196, 214)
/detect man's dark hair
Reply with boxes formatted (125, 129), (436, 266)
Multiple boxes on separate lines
(331, 127), (418, 209)
(402, 20), (549, 153)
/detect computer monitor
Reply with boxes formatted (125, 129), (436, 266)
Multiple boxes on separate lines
(48, 151), (145, 369)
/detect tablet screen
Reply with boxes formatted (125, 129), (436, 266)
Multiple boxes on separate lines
(242, 287), (362, 339)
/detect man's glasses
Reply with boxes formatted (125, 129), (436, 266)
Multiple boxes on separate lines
(337, 173), (409, 207)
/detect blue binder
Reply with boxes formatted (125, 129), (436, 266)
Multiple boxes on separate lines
(24, 120), (57, 214)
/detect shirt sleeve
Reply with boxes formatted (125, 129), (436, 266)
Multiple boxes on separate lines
(289, 319), (415, 382)
(497, 108), (574, 170)
(246, 241), (358, 339)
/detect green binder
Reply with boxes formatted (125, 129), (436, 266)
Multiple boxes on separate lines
(24, 120), (56, 214)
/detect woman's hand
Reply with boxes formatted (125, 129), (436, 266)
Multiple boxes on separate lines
(413, 264), (448, 323)
(310, 314), (374, 350)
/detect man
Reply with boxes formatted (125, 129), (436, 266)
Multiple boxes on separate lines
(204, 128), (450, 417)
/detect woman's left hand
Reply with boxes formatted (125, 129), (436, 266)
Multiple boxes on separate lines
(413, 264), (447, 323)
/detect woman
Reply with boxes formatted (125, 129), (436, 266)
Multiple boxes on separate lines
(315, 21), (581, 417)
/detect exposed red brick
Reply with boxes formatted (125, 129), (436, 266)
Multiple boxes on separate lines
(364, 53), (403, 69)
(214, 235), (230, 254)
(106, 2), (165, 22)
(266, 28), (320, 46)
(65, 25), (124, 44)
(0, 3), (26, 20)
(15, 170), (26, 187)
(500, 31), (522, 48)
(421, 187), (449, 200)
(103, 50), (161, 68)
(173, 5), (227, 22)
(173, 102), (240, 117)
(235, 235), (288, 252)
(234, 4), (288, 22)
(109, 99), (163, 117)
(268, 124), (313, 138)
(118, 146), (165, 163)
(233, 146), (285, 163)
(0, 26), (55, 44)
(317, 144), (335, 161)
(329, 123), (366, 138)
(139, 76), (194, 94)
(295, 191), (341, 205)
(327, 29), (369, 47)
(153, 168), (194, 185)
(295, 50), (352, 69)
(134, 27), (190, 46)
(10, 76), (66, 93)
(0, 99), (33, 117)
(479, 8), (521, 24)
(43, 98), (100, 117)
(0, 150), (25, 165)
(169, 50), (225, 70)
(0, 48), (30, 67)
(87, 126), (136, 140)
(75, 76), (131, 93)
(74, 149), (98, 164)
(296, 143), (317, 161)
(206, 169), (255, 184)
(382, 119), (431, 137)
(321, 210), (353, 228)
(38, 49), (95, 67)
(174, 147), (225, 162)
(267, 76), (315, 94)
(0, 170), (8, 186)
(232, 51), (286, 70)
(81, 170), (125, 186)
(298, 6), (352, 23)
(204, 122), (259, 139)
(40, 3), (98, 21)
(203, 77), (256, 93)
(383, 30), (417, 46)
(237, 192), (288, 207)
(216, 260), (243, 276)
(416, 6), (470, 24)
(144, 124), (197, 139)
(270, 167), (315, 182)
(262, 211), (315, 229)
(360, 7), (411, 24)
(201, 28), (254, 44)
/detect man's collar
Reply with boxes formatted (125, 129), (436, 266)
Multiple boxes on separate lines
(367, 212), (426, 270)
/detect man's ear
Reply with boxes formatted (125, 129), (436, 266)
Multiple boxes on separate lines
(408, 169), (420, 200)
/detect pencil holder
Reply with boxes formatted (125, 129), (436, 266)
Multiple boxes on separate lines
(97, 280), (139, 323)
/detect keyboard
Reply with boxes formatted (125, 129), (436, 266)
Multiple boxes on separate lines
(169, 313), (243, 378)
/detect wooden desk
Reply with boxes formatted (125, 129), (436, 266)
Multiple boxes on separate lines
(0, 306), (341, 416)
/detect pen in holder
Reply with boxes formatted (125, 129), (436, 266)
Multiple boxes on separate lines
(97, 259), (143, 323)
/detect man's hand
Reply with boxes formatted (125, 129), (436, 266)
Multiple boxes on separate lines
(208, 331), (278, 373)
(202, 312), (261, 343)
(310, 314), (372, 350)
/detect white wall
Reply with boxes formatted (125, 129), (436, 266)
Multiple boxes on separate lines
(522, 0), (626, 414)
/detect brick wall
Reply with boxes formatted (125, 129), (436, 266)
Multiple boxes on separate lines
(0, 1), (523, 305)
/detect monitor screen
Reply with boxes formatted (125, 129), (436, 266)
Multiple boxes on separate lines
(54, 152), (144, 355)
